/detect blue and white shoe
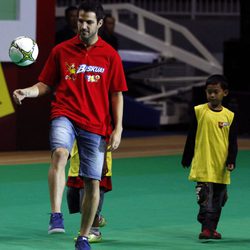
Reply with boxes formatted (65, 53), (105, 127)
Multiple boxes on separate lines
(75, 236), (91, 250)
(48, 213), (65, 234)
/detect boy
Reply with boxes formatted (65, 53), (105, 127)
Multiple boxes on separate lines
(67, 142), (112, 243)
(181, 74), (238, 240)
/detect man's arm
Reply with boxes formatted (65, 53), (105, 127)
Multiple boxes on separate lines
(13, 82), (51, 105)
(108, 91), (124, 151)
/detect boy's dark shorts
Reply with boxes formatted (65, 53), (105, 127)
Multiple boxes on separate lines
(67, 186), (83, 214)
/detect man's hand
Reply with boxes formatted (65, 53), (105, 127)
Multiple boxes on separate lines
(107, 128), (122, 152)
(13, 89), (27, 105)
(12, 83), (49, 105)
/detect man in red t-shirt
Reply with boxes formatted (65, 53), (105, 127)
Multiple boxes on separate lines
(13, 1), (127, 249)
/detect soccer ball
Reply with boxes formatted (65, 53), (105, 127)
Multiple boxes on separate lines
(9, 36), (39, 66)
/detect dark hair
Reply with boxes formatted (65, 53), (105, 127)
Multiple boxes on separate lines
(65, 6), (78, 18)
(78, 0), (104, 22)
(104, 13), (115, 23)
(205, 74), (229, 90)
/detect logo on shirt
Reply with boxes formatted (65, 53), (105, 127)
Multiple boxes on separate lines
(65, 63), (77, 80)
(218, 122), (230, 128)
(65, 63), (105, 81)
(85, 75), (101, 83)
(76, 64), (105, 74)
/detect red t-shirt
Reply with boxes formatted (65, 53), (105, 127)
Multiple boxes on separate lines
(38, 35), (127, 136)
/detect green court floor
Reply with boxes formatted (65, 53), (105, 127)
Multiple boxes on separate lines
(0, 151), (250, 250)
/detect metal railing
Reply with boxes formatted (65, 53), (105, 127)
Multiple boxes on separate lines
(56, 2), (222, 73)
(56, 0), (240, 19)
(109, 4), (221, 74)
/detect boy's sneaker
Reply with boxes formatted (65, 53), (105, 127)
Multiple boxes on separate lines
(199, 229), (211, 239)
(88, 231), (102, 243)
(74, 231), (102, 244)
(211, 230), (222, 239)
(48, 213), (65, 234)
(199, 229), (222, 240)
(75, 236), (91, 250)
(98, 215), (106, 227)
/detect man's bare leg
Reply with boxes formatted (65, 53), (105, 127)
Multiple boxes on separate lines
(48, 148), (69, 234)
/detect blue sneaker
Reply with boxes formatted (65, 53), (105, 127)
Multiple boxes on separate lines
(75, 236), (91, 250)
(48, 213), (65, 234)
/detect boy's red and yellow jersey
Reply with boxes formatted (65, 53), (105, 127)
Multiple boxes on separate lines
(67, 141), (112, 191)
(189, 104), (235, 184)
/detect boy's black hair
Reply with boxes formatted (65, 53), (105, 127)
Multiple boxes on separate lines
(65, 6), (77, 18)
(104, 13), (115, 22)
(205, 74), (229, 90)
(78, 0), (104, 22)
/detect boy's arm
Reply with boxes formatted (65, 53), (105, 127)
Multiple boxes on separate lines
(226, 113), (238, 170)
(181, 108), (197, 168)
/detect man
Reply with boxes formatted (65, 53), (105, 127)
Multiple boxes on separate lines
(56, 6), (78, 44)
(13, 1), (127, 249)
(99, 14), (118, 50)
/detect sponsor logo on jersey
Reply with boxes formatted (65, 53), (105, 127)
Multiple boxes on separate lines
(218, 122), (230, 128)
(85, 74), (101, 83)
(65, 63), (105, 81)
(65, 63), (77, 80)
(76, 64), (105, 74)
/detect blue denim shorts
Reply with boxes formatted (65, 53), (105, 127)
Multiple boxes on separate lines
(49, 116), (106, 180)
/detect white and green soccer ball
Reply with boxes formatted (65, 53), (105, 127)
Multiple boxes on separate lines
(9, 36), (39, 66)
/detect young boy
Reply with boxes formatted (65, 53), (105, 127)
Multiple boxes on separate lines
(67, 142), (112, 243)
(181, 74), (238, 240)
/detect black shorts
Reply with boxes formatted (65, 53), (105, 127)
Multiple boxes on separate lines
(66, 186), (83, 214)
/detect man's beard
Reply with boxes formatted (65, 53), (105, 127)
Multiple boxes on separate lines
(79, 30), (97, 45)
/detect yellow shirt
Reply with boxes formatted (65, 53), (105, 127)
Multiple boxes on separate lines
(68, 141), (112, 177)
(189, 104), (234, 184)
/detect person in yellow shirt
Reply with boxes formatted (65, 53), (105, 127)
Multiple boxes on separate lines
(182, 74), (238, 240)
(66, 142), (112, 243)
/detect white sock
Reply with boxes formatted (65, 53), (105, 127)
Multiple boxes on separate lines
(80, 236), (88, 241)
(90, 227), (100, 234)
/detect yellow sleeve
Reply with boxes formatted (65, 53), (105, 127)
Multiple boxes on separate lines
(105, 151), (112, 176)
(68, 141), (80, 177)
